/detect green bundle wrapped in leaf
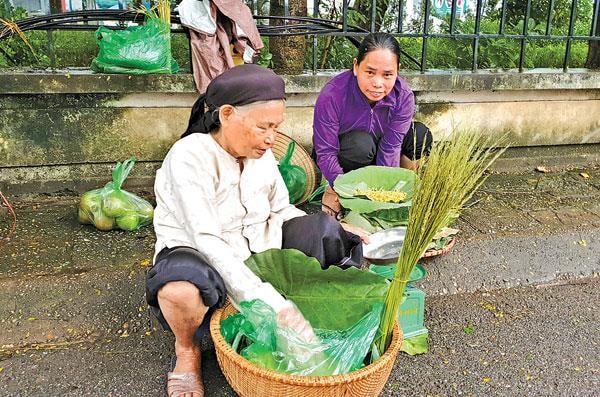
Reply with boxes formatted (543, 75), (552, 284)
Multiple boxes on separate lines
(78, 157), (154, 232)
(334, 166), (416, 227)
(277, 141), (307, 204)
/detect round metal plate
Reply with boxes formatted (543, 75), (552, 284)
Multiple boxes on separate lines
(362, 226), (407, 264)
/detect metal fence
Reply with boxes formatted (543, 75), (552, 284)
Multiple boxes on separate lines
(3, 0), (600, 72)
(249, 0), (600, 72)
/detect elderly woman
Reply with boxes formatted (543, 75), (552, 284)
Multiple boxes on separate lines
(145, 64), (368, 396)
(313, 33), (433, 218)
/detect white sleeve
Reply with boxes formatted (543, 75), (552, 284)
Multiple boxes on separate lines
(166, 153), (288, 313)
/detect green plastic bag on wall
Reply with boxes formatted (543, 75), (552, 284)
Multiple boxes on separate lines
(91, 17), (179, 75)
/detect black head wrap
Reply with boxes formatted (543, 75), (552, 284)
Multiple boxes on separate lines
(182, 64), (286, 138)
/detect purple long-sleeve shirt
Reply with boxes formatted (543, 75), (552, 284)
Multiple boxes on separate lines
(312, 70), (416, 186)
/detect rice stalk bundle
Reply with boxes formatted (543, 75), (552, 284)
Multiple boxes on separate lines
(375, 131), (508, 353)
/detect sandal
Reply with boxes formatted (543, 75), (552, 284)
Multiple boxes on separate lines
(167, 372), (204, 397)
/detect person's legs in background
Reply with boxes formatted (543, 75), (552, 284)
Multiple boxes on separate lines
(400, 121), (434, 170)
(337, 130), (378, 172)
(315, 130), (377, 217)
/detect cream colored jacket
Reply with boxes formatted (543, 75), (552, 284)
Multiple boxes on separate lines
(153, 133), (305, 312)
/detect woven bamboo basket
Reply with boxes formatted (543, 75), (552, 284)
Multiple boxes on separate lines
(272, 131), (320, 206)
(210, 302), (402, 397)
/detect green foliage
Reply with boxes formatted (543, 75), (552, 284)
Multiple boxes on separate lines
(0, 0), (594, 70)
(256, 38), (273, 68)
(306, 0), (593, 70)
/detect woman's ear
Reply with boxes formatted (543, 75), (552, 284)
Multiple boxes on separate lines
(352, 58), (358, 76)
(219, 105), (235, 124)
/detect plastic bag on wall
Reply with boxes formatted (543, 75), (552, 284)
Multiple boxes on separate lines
(91, 17), (179, 74)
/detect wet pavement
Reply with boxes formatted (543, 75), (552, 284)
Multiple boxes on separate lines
(0, 163), (599, 396)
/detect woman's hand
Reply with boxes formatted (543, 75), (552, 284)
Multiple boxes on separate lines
(340, 222), (371, 244)
(277, 302), (317, 343)
(322, 186), (342, 218)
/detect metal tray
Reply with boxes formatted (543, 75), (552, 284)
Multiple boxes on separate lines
(362, 226), (407, 264)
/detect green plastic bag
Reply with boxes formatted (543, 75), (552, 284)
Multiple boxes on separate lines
(78, 157), (154, 231)
(91, 17), (179, 75)
(277, 141), (307, 204)
(221, 299), (383, 376)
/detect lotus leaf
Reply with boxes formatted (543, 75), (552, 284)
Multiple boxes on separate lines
(244, 248), (389, 330)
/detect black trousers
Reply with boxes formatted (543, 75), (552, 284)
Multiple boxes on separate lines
(338, 121), (433, 173)
(145, 212), (362, 331)
(315, 121), (433, 174)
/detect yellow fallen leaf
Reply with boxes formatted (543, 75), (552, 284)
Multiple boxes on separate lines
(577, 240), (587, 247)
(482, 377), (491, 383)
(140, 259), (152, 268)
(27, 317), (36, 321)
(0, 367), (3, 373)
(580, 172), (590, 179)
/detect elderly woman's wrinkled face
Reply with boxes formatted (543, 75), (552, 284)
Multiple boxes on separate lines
(220, 100), (285, 159)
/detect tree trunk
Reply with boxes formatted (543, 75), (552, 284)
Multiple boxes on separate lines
(585, 18), (600, 69)
(352, 0), (391, 31)
(269, 0), (307, 74)
(49, 0), (62, 13)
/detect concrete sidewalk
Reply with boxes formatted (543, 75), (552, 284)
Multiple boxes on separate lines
(0, 160), (599, 396)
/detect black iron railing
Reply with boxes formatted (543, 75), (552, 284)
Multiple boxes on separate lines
(1, 0), (599, 72)
(252, 0), (600, 72)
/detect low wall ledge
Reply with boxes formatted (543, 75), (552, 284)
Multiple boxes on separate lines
(1, 68), (600, 94)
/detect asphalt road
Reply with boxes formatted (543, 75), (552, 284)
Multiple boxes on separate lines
(0, 277), (598, 396)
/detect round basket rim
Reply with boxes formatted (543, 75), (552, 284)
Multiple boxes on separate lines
(209, 302), (402, 386)
(421, 236), (457, 258)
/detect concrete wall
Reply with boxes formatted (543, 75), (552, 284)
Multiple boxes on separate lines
(1, 69), (600, 193)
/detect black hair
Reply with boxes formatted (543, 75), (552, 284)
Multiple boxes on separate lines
(355, 33), (401, 66)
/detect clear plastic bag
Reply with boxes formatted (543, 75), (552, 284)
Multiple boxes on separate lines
(78, 157), (154, 232)
(221, 299), (383, 376)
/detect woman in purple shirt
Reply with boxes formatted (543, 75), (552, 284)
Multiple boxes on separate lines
(313, 33), (433, 217)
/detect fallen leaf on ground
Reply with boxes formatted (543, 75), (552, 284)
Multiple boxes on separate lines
(577, 240), (587, 247)
(580, 172), (590, 179)
(140, 259), (151, 268)
(482, 377), (491, 383)
(535, 166), (549, 173)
